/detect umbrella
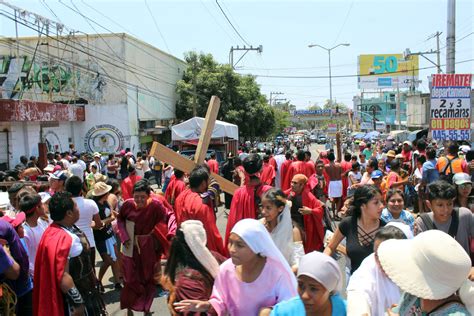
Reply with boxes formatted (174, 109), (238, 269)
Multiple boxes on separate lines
(364, 131), (380, 140)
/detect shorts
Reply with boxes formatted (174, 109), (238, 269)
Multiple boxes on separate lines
(96, 236), (117, 261)
(328, 180), (343, 198)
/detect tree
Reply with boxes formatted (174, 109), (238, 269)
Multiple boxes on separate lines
(322, 99), (348, 113)
(176, 51), (275, 139)
(272, 108), (291, 135)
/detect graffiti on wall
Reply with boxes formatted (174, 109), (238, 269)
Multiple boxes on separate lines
(84, 124), (124, 153)
(0, 55), (106, 103)
(43, 130), (63, 152)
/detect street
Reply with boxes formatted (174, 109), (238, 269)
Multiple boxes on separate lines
(101, 143), (344, 315)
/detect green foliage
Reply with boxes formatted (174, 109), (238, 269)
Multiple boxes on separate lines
(272, 108), (291, 136)
(176, 51), (275, 139)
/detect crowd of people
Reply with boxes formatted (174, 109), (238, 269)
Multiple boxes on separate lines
(0, 136), (473, 315)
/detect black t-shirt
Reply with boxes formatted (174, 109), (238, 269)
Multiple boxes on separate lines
(339, 216), (386, 274)
(93, 201), (114, 242)
(289, 195), (305, 229)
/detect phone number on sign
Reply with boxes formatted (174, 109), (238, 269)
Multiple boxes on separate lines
(432, 129), (470, 141)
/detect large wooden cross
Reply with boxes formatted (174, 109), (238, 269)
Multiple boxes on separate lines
(149, 96), (238, 195)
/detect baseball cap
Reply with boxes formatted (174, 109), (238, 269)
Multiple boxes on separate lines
(403, 140), (412, 146)
(371, 170), (384, 179)
(452, 173), (472, 186)
(49, 170), (68, 181)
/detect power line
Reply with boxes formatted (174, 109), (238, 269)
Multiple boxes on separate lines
(144, 0), (173, 55)
(214, 0), (249, 46)
(332, 0), (355, 46)
(244, 59), (473, 79)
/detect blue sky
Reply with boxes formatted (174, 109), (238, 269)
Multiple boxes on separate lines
(2, 0), (473, 109)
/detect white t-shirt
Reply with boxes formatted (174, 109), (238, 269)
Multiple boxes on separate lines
(348, 171), (362, 186)
(61, 227), (83, 258)
(69, 163), (85, 180)
(73, 197), (99, 248)
(23, 219), (50, 277)
(61, 158), (70, 170)
(141, 159), (150, 173)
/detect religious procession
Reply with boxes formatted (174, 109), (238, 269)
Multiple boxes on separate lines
(1, 0), (474, 315)
(0, 119), (474, 316)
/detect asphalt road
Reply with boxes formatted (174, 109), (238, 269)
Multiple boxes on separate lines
(102, 143), (345, 315)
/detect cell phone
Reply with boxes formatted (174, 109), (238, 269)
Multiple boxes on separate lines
(466, 150), (474, 162)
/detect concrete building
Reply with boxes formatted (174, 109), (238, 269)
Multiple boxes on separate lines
(0, 33), (186, 169)
(353, 91), (408, 132)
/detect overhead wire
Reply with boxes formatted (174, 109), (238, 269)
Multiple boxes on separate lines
(332, 0), (355, 46)
(214, 0), (249, 46)
(143, 0), (173, 55)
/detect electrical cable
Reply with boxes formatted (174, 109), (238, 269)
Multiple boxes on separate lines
(214, 0), (249, 46)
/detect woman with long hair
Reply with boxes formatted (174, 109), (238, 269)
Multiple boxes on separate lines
(381, 189), (415, 232)
(174, 219), (297, 315)
(324, 185), (385, 274)
(163, 220), (225, 315)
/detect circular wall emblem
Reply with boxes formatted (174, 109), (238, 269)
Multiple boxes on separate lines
(44, 131), (62, 152)
(84, 124), (124, 153)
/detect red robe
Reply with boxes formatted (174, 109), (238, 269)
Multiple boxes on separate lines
(150, 193), (177, 257)
(269, 156), (277, 171)
(164, 177), (186, 206)
(225, 184), (272, 246)
(117, 198), (169, 312)
(305, 161), (316, 177)
(174, 188), (227, 257)
(286, 160), (313, 189)
(280, 159), (292, 191)
(340, 160), (352, 201)
(285, 188), (325, 252)
(207, 159), (219, 174)
(260, 162), (276, 186)
(33, 223), (72, 316)
(121, 174), (142, 200)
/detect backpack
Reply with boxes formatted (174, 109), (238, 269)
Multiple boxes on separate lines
(439, 156), (459, 183)
(419, 208), (459, 238)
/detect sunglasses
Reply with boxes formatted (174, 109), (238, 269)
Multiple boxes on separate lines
(459, 183), (472, 189)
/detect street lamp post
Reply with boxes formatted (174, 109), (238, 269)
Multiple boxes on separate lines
(308, 43), (350, 106)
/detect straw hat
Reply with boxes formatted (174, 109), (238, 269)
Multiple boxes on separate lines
(92, 181), (112, 197)
(378, 230), (471, 300)
(386, 150), (396, 158)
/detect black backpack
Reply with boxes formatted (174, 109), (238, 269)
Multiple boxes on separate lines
(439, 156), (459, 183)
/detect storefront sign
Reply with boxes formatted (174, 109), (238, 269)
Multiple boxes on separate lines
(430, 74), (472, 141)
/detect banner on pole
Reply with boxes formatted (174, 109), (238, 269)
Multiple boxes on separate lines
(430, 74), (472, 141)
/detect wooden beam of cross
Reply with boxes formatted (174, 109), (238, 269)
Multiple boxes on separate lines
(149, 96), (238, 195)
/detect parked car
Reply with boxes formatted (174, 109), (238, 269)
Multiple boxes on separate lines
(309, 134), (318, 143)
(317, 135), (327, 144)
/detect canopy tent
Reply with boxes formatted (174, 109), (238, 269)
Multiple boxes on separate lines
(364, 131), (380, 140)
(171, 117), (239, 141)
(352, 132), (365, 139)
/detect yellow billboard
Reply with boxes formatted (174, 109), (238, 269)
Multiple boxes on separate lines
(358, 54), (419, 89)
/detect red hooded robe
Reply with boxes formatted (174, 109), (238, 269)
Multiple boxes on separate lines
(224, 183), (272, 246)
(174, 188), (227, 257)
(164, 177), (186, 206)
(280, 159), (293, 191)
(206, 159), (219, 174)
(260, 162), (276, 186)
(33, 223), (73, 316)
(284, 187), (325, 252)
(286, 161), (314, 189)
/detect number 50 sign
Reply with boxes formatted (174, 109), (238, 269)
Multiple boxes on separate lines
(358, 54), (419, 89)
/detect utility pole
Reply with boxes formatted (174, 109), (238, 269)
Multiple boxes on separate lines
(372, 106), (377, 131)
(269, 91), (283, 106)
(396, 86), (401, 130)
(435, 31), (442, 73)
(192, 60), (197, 117)
(229, 45), (263, 69)
(446, 0), (456, 74)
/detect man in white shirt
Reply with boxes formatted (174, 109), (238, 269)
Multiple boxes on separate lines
(65, 175), (102, 264)
(20, 193), (50, 277)
(69, 157), (85, 181)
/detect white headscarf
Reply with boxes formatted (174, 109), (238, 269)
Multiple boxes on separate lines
(298, 251), (342, 293)
(231, 219), (297, 289)
(181, 220), (220, 278)
(346, 222), (413, 316)
(261, 201), (293, 264)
